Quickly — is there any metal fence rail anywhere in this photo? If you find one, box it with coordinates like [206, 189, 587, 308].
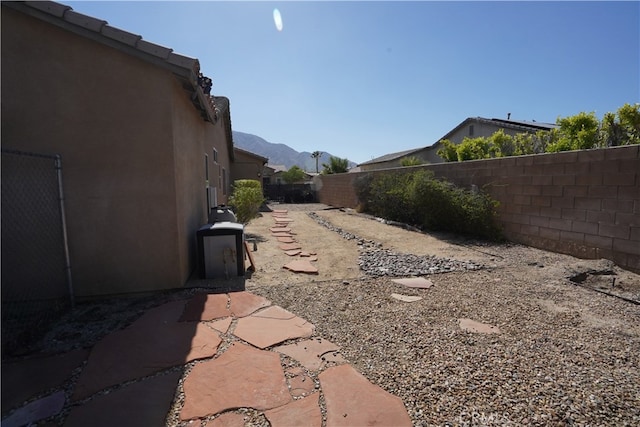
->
[1, 149, 73, 357]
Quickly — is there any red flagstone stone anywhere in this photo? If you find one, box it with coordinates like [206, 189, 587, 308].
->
[207, 412, 246, 427]
[459, 318, 501, 334]
[210, 316, 232, 334]
[276, 338, 345, 371]
[264, 394, 322, 427]
[228, 291, 271, 317]
[73, 301, 221, 401]
[286, 368, 315, 397]
[284, 249, 302, 256]
[2, 390, 65, 427]
[65, 371, 181, 427]
[2, 348, 88, 412]
[272, 209, 288, 213]
[299, 251, 311, 257]
[392, 277, 434, 289]
[391, 293, 423, 302]
[180, 343, 291, 420]
[308, 256, 318, 262]
[283, 259, 319, 274]
[320, 364, 412, 426]
[279, 243, 302, 251]
[270, 227, 291, 232]
[180, 293, 229, 321]
[274, 217, 294, 222]
[271, 232, 293, 237]
[234, 306, 315, 349]
[277, 236, 296, 243]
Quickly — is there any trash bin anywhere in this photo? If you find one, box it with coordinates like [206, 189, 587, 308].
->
[196, 221, 245, 279]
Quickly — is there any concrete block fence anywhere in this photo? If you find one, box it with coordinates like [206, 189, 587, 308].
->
[314, 145, 640, 273]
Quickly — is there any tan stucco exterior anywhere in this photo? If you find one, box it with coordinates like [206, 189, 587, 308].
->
[231, 148, 268, 186]
[2, 4, 233, 297]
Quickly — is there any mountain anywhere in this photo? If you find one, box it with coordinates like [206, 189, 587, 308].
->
[232, 131, 356, 172]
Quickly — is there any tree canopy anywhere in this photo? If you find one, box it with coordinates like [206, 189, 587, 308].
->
[400, 156, 424, 166]
[437, 103, 640, 162]
[281, 165, 306, 183]
[322, 156, 349, 174]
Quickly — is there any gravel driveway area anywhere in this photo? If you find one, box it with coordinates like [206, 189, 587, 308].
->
[246, 203, 640, 426]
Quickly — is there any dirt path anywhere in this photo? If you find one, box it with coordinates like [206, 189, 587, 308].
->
[245, 203, 640, 302]
[244, 205, 362, 285]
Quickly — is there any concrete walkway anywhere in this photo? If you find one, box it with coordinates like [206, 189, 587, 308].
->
[2, 291, 412, 426]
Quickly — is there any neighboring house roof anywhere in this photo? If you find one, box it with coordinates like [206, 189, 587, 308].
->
[437, 116, 557, 143]
[358, 147, 426, 166]
[233, 147, 268, 164]
[360, 116, 559, 167]
[5, 0, 235, 156]
[267, 164, 287, 173]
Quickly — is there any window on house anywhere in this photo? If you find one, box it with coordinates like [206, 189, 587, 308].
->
[213, 148, 218, 163]
[469, 125, 474, 136]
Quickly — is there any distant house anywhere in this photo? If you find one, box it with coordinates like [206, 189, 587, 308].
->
[231, 147, 268, 187]
[424, 117, 558, 163]
[2, 1, 235, 297]
[359, 116, 558, 171]
[271, 169, 314, 185]
[261, 164, 287, 185]
[358, 147, 434, 172]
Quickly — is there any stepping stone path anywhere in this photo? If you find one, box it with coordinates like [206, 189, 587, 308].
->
[271, 209, 321, 274]
[392, 277, 434, 289]
[459, 318, 501, 334]
[391, 293, 423, 302]
[1, 291, 412, 426]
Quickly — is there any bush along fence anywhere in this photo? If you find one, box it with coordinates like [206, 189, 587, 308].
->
[314, 145, 640, 273]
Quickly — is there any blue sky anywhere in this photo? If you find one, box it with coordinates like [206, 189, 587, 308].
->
[66, 1, 639, 164]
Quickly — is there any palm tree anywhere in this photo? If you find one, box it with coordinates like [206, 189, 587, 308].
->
[311, 151, 322, 173]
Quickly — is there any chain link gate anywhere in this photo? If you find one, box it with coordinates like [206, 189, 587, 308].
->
[1, 149, 74, 357]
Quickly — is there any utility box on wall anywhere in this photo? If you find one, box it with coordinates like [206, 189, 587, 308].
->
[196, 222, 245, 279]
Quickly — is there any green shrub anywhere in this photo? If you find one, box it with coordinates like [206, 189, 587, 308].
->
[366, 171, 417, 225]
[353, 173, 373, 212]
[228, 180, 265, 224]
[364, 170, 502, 240]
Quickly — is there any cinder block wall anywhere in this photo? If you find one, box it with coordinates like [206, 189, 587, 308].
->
[316, 145, 640, 272]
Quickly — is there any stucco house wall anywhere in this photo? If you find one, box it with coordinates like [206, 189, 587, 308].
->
[231, 148, 268, 186]
[2, 3, 233, 297]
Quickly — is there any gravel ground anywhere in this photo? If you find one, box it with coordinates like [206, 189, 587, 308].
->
[11, 203, 640, 426]
[247, 205, 640, 426]
[252, 273, 640, 426]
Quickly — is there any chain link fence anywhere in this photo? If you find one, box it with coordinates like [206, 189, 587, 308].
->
[1, 149, 73, 357]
